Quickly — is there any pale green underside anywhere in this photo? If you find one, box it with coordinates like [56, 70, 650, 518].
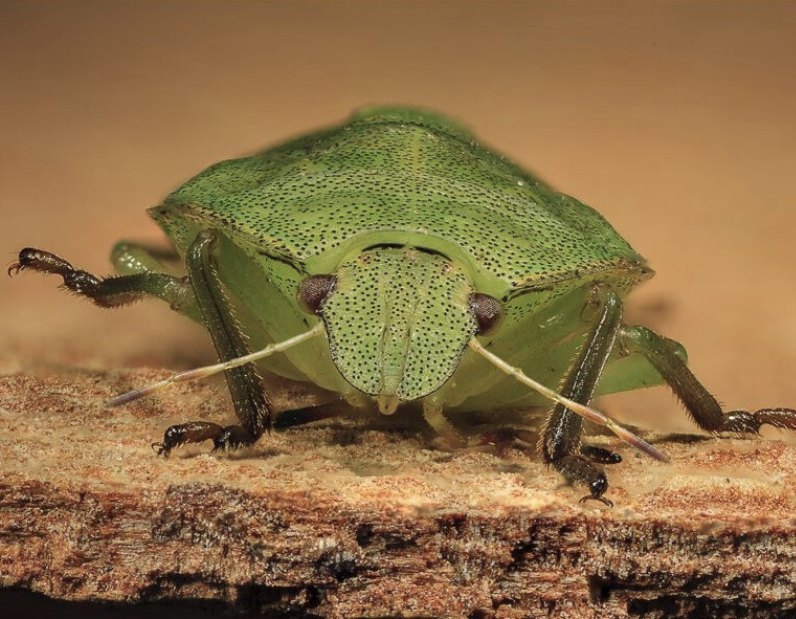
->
[149, 107, 675, 411]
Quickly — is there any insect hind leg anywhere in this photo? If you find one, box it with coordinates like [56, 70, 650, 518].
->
[618, 325, 796, 435]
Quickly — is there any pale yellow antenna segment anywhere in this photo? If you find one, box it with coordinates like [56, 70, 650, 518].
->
[468, 338, 670, 462]
[106, 323, 325, 407]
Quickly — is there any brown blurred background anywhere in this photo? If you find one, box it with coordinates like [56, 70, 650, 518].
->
[1, 1, 794, 432]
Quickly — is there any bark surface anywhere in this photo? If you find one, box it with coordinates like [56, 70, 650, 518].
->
[1, 369, 795, 619]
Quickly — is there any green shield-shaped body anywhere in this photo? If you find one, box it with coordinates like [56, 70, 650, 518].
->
[150, 106, 660, 412]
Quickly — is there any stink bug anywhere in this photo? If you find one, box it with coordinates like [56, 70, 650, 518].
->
[11, 106, 796, 505]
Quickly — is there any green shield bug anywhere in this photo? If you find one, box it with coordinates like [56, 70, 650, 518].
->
[11, 106, 796, 506]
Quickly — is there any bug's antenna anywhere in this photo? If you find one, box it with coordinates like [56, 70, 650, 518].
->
[468, 338, 670, 462]
[106, 323, 325, 407]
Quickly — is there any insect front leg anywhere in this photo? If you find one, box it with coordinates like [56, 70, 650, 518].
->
[153, 229, 272, 456]
[618, 326, 796, 435]
[540, 284, 625, 507]
[9, 244, 193, 311]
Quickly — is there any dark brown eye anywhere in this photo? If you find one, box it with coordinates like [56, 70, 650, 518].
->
[297, 274, 337, 315]
[469, 292, 503, 335]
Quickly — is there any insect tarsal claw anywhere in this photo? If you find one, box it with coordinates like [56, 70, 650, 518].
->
[579, 495, 614, 508]
[7, 262, 23, 277]
[151, 442, 169, 457]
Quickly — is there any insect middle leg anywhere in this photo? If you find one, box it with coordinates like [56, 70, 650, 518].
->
[540, 283, 625, 507]
[618, 326, 796, 435]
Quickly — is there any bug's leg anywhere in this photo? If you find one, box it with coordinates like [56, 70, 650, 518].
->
[541, 284, 624, 507]
[110, 240, 180, 273]
[476, 427, 622, 464]
[108, 241, 201, 320]
[579, 444, 622, 465]
[156, 229, 272, 455]
[273, 405, 343, 429]
[618, 326, 796, 434]
[152, 421, 226, 457]
[9, 246, 194, 313]
[423, 400, 466, 449]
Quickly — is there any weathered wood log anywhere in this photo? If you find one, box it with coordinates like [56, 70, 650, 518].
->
[1, 368, 795, 618]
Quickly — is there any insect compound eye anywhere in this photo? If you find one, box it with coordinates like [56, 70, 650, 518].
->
[297, 274, 337, 315]
[469, 292, 504, 336]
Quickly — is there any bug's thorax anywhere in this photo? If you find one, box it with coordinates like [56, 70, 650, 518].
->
[318, 246, 477, 407]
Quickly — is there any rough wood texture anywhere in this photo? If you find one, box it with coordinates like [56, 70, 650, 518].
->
[1, 368, 795, 619]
